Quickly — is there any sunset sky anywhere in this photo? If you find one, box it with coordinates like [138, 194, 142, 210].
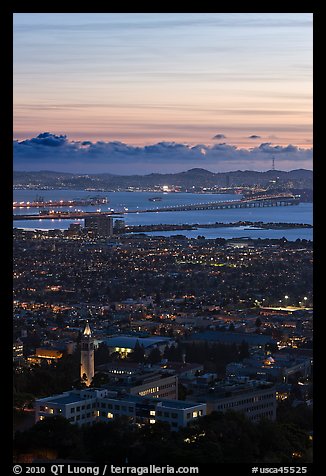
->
[13, 13, 313, 173]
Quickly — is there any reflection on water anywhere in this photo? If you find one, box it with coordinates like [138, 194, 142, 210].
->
[13, 190, 313, 241]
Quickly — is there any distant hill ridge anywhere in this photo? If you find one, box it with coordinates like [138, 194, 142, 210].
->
[13, 168, 313, 189]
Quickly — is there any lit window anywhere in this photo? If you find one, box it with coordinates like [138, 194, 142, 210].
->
[150, 419, 156, 424]
[150, 410, 156, 416]
[192, 411, 198, 418]
[107, 413, 113, 419]
[49, 408, 54, 414]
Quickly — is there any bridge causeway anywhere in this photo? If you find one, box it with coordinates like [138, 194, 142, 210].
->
[13, 195, 300, 221]
[137, 196, 299, 213]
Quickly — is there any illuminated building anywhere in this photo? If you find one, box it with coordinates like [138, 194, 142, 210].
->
[34, 388, 206, 430]
[96, 362, 178, 399]
[226, 352, 311, 383]
[191, 378, 277, 422]
[187, 331, 276, 350]
[80, 321, 95, 386]
[13, 338, 24, 362]
[27, 348, 63, 365]
[84, 215, 113, 237]
[104, 335, 174, 358]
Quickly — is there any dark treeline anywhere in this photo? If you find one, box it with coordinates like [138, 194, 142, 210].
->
[13, 353, 81, 408]
[126, 340, 250, 375]
[13, 411, 312, 464]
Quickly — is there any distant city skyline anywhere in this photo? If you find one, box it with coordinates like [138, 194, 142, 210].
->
[13, 13, 313, 173]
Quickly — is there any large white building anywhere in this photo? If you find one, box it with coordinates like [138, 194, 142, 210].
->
[34, 388, 206, 430]
[104, 335, 174, 358]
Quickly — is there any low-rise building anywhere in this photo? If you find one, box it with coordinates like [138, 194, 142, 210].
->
[113, 296, 154, 311]
[27, 347, 63, 365]
[186, 331, 276, 350]
[158, 361, 204, 379]
[38, 339, 77, 355]
[226, 351, 311, 383]
[34, 388, 206, 430]
[191, 378, 276, 422]
[96, 363, 178, 400]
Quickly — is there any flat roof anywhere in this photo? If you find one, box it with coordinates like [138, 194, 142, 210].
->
[39, 394, 85, 405]
[194, 385, 275, 402]
[162, 362, 203, 370]
[260, 306, 312, 312]
[105, 394, 203, 409]
[38, 391, 98, 405]
[188, 331, 275, 345]
[37, 391, 204, 410]
[160, 399, 204, 409]
[104, 336, 173, 349]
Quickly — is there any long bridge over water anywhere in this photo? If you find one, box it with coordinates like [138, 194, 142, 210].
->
[136, 194, 300, 213]
[13, 194, 300, 221]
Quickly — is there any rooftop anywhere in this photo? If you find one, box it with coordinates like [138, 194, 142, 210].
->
[36, 389, 202, 410]
[36, 389, 101, 405]
[193, 381, 275, 401]
[115, 394, 202, 409]
[160, 399, 202, 409]
[104, 335, 173, 349]
[188, 331, 275, 345]
[37, 394, 89, 405]
[160, 362, 203, 373]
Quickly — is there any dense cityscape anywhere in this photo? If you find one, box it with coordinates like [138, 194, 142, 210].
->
[13, 205, 313, 464]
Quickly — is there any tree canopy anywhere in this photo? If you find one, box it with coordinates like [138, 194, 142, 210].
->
[14, 411, 312, 464]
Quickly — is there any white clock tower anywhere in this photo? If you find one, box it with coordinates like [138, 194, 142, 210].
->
[80, 321, 94, 386]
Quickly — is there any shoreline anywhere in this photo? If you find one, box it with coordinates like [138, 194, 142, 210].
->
[124, 221, 313, 233]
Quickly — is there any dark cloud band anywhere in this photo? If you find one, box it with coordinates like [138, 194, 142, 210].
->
[13, 133, 313, 174]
